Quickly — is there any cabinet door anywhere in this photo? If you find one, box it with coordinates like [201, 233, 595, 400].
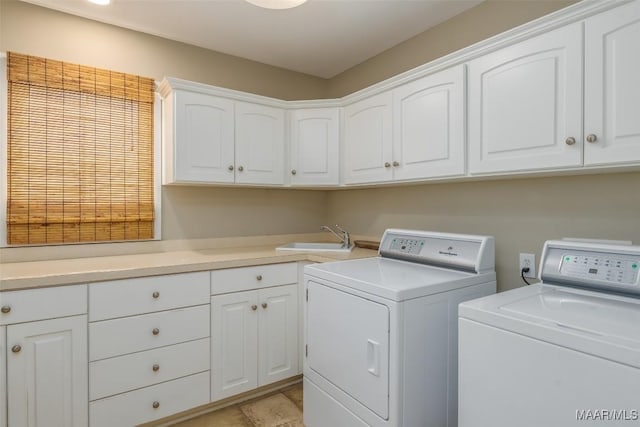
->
[584, 0, 640, 165]
[7, 315, 88, 427]
[0, 326, 5, 427]
[289, 108, 340, 186]
[343, 92, 393, 184]
[258, 284, 298, 386]
[211, 291, 258, 401]
[468, 23, 583, 174]
[173, 91, 235, 183]
[393, 65, 465, 180]
[235, 102, 285, 185]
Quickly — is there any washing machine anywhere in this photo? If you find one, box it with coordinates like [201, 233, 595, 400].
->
[459, 239, 640, 427]
[303, 229, 497, 427]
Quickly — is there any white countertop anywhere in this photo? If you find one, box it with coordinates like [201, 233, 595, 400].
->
[0, 244, 377, 292]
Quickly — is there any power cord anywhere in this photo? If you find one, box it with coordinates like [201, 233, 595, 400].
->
[521, 267, 531, 286]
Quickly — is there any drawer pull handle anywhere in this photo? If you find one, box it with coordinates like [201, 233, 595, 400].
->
[1, 305, 10, 314]
[586, 134, 598, 143]
[12, 345, 21, 353]
[152, 401, 160, 409]
[392, 161, 399, 167]
[251, 304, 258, 311]
[262, 302, 268, 309]
[384, 162, 391, 168]
[152, 291, 160, 299]
[152, 364, 160, 372]
[565, 137, 576, 146]
[256, 275, 263, 281]
[152, 328, 160, 336]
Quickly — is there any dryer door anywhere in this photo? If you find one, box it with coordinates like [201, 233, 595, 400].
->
[306, 280, 390, 419]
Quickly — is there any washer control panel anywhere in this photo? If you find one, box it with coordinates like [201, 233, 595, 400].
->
[541, 240, 640, 296]
[560, 254, 639, 286]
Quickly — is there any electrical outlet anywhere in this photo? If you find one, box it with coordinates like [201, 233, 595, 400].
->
[519, 253, 536, 278]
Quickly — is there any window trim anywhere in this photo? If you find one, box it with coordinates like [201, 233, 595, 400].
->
[0, 53, 162, 247]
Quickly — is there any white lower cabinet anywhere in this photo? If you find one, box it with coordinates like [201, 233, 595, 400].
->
[211, 263, 299, 401]
[1, 284, 88, 427]
[0, 326, 5, 427]
[89, 372, 210, 427]
[88, 273, 211, 427]
[7, 315, 88, 427]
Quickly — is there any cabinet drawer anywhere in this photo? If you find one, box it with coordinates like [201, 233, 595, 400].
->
[90, 338, 210, 400]
[89, 272, 210, 321]
[90, 305, 209, 361]
[211, 262, 297, 295]
[89, 371, 210, 427]
[0, 285, 87, 326]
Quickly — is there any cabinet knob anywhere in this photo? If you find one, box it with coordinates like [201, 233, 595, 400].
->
[262, 302, 268, 309]
[152, 364, 160, 372]
[586, 134, 598, 143]
[1, 305, 11, 314]
[565, 137, 576, 146]
[238, 166, 244, 172]
[392, 161, 400, 167]
[12, 345, 21, 353]
[152, 291, 160, 299]
[152, 401, 160, 409]
[291, 169, 297, 175]
[251, 304, 258, 311]
[228, 165, 234, 171]
[152, 328, 160, 336]
[256, 275, 263, 281]
[384, 162, 391, 168]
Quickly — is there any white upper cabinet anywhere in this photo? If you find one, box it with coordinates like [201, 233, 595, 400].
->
[289, 108, 340, 186]
[343, 65, 465, 185]
[584, 0, 640, 166]
[343, 92, 393, 184]
[393, 64, 466, 180]
[161, 1, 640, 187]
[161, 80, 285, 186]
[235, 102, 285, 185]
[167, 90, 235, 184]
[468, 23, 583, 175]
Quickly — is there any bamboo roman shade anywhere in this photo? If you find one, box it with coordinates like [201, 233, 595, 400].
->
[6, 52, 155, 245]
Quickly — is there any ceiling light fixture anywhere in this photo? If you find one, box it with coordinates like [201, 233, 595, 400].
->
[88, 0, 110, 5]
[245, 0, 307, 10]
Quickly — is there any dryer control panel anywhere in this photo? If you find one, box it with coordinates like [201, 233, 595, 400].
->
[379, 229, 495, 273]
[541, 240, 640, 296]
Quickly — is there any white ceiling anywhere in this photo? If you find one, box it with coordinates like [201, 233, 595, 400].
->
[22, 0, 483, 78]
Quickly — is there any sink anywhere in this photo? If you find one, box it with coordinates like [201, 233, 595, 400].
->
[276, 242, 354, 253]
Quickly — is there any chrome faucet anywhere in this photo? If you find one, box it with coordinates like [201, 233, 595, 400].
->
[321, 224, 351, 248]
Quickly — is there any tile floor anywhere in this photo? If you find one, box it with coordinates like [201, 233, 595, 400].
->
[172, 383, 303, 427]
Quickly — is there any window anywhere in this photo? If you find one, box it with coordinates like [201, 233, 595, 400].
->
[4, 52, 157, 245]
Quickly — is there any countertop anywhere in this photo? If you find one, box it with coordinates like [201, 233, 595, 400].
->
[0, 245, 378, 292]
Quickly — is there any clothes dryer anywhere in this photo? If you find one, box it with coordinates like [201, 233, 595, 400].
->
[304, 229, 497, 427]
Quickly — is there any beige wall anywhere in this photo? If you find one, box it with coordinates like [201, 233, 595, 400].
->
[328, 0, 578, 97]
[162, 186, 327, 240]
[327, 172, 640, 292]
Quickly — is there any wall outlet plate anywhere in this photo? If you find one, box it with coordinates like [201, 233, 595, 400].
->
[519, 253, 536, 278]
